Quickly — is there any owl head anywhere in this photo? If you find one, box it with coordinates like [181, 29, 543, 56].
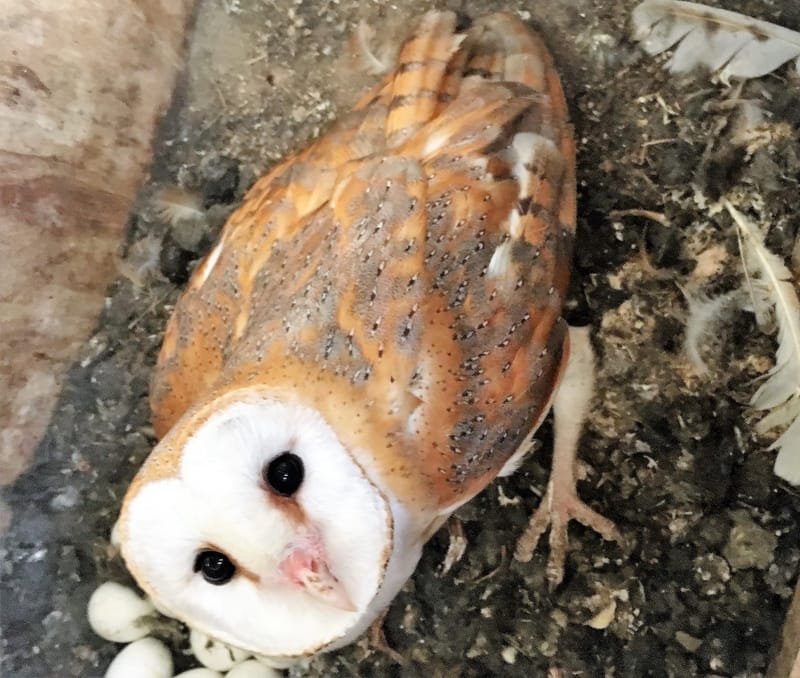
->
[116, 388, 423, 656]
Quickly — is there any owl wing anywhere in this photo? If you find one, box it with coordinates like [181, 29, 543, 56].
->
[149, 12, 468, 436]
[376, 12, 576, 505]
[152, 10, 576, 512]
[148, 84, 399, 435]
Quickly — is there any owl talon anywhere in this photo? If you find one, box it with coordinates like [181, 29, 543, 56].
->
[515, 478, 622, 588]
[439, 517, 467, 576]
[368, 609, 407, 666]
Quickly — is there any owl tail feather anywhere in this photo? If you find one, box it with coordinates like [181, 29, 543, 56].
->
[383, 10, 569, 146]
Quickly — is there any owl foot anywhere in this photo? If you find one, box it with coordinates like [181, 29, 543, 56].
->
[514, 326, 623, 588]
[514, 475, 622, 588]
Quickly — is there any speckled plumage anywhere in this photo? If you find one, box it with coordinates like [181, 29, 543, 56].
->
[150, 10, 575, 513]
[119, 10, 591, 657]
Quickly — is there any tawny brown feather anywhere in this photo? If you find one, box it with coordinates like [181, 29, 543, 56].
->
[149, 11, 575, 513]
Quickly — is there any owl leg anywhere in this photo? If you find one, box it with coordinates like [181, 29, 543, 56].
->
[514, 325, 622, 588]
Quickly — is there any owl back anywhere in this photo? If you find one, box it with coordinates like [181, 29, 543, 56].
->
[150, 10, 575, 509]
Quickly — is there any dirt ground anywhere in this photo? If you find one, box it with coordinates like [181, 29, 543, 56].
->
[2, 0, 799, 676]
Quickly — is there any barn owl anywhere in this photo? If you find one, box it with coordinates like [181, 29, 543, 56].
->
[116, 10, 620, 658]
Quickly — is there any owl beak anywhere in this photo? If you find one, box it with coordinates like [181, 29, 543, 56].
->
[279, 542, 357, 612]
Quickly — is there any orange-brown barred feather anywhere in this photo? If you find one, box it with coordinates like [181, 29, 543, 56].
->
[150, 10, 575, 508]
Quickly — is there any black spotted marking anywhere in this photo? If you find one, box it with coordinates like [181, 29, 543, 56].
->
[453, 10, 472, 32]
[390, 90, 442, 110]
[463, 67, 493, 78]
[517, 196, 533, 215]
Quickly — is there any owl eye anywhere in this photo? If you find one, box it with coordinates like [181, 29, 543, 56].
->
[193, 550, 236, 585]
[265, 452, 304, 496]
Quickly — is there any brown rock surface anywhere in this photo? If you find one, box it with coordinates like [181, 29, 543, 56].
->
[0, 0, 194, 495]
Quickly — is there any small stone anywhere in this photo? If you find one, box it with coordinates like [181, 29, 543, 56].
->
[49, 485, 80, 511]
[764, 547, 800, 598]
[586, 600, 617, 629]
[291, 105, 309, 123]
[465, 631, 488, 658]
[550, 608, 569, 628]
[693, 554, 730, 596]
[500, 646, 517, 664]
[675, 631, 702, 653]
[722, 510, 778, 571]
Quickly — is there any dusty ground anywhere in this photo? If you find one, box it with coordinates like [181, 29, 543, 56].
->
[2, 0, 799, 676]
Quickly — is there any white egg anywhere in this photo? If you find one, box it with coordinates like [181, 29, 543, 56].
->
[173, 669, 223, 678]
[88, 581, 156, 642]
[190, 628, 251, 671]
[105, 637, 173, 678]
[253, 654, 302, 670]
[226, 660, 282, 678]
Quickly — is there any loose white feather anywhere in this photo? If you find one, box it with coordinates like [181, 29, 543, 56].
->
[632, 0, 800, 83]
[724, 200, 800, 484]
[153, 185, 205, 226]
[117, 234, 163, 288]
[353, 21, 393, 75]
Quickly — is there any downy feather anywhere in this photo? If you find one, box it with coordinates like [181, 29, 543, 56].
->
[683, 287, 742, 374]
[152, 186, 205, 226]
[724, 200, 800, 484]
[632, 0, 800, 83]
